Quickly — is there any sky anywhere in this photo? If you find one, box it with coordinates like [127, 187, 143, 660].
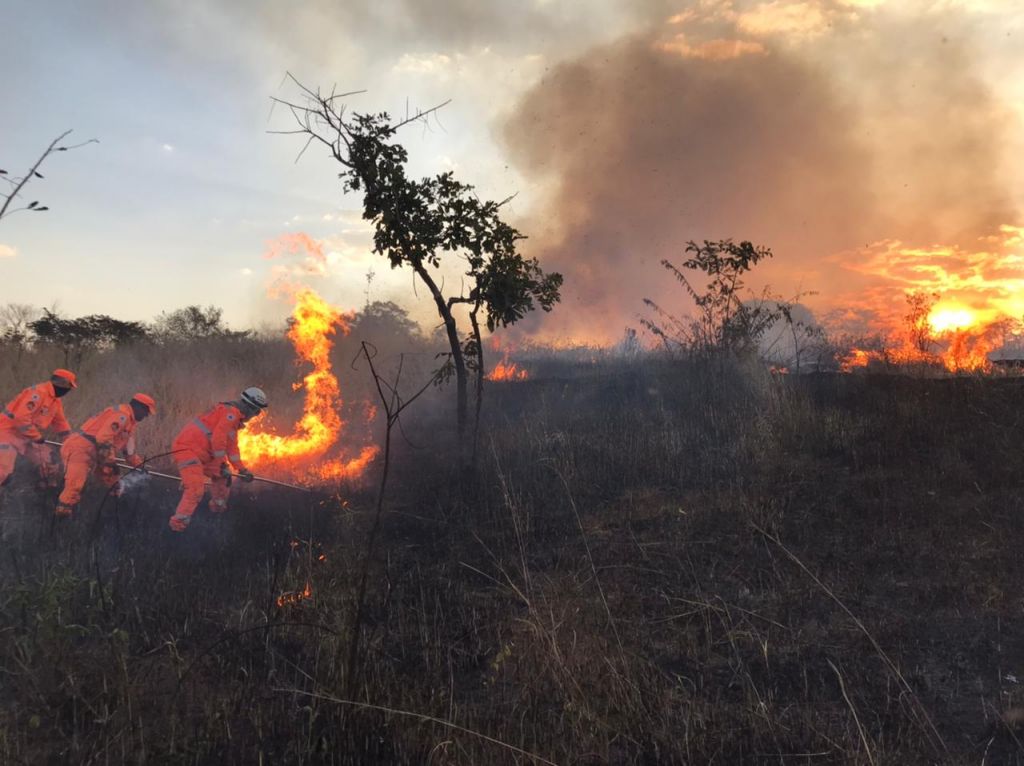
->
[2, 0, 1023, 341]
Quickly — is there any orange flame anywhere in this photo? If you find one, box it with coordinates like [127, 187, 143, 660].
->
[839, 348, 874, 372]
[840, 334, 994, 374]
[924, 305, 994, 372]
[831, 226, 1024, 373]
[938, 329, 993, 373]
[486, 345, 530, 382]
[276, 580, 314, 608]
[238, 288, 379, 481]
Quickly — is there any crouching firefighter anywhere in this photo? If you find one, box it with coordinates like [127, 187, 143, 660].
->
[0, 369, 77, 492]
[56, 394, 157, 517]
[168, 387, 267, 532]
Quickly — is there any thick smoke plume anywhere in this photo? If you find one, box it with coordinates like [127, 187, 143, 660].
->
[503, 7, 1017, 341]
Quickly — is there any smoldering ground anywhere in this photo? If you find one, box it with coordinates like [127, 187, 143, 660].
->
[9, 353, 1024, 762]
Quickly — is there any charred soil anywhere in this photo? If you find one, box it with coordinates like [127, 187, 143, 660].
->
[3, 360, 1024, 764]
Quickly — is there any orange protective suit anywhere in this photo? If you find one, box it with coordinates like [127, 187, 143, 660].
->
[169, 402, 250, 532]
[0, 381, 72, 488]
[56, 403, 141, 515]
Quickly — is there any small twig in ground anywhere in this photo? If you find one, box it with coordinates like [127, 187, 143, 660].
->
[827, 659, 876, 766]
[272, 687, 559, 766]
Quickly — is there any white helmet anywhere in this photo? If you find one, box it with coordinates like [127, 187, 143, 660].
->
[240, 387, 268, 411]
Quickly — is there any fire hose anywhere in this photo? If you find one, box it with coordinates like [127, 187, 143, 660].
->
[43, 440, 311, 493]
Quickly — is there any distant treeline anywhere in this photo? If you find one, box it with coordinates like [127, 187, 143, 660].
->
[0, 301, 429, 367]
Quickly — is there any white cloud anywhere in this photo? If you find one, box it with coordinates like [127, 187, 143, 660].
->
[437, 154, 460, 172]
[161, 143, 175, 152]
[393, 52, 453, 75]
[240, 267, 253, 276]
[0, 244, 16, 258]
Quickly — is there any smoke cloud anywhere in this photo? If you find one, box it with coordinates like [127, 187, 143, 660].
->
[502, 3, 1018, 341]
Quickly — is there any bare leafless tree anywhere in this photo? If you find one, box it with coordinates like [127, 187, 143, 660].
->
[904, 290, 939, 354]
[0, 302, 40, 367]
[0, 303, 38, 337]
[0, 130, 97, 224]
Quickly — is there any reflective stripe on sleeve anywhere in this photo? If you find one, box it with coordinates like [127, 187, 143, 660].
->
[212, 450, 226, 458]
[229, 454, 241, 463]
[192, 418, 212, 436]
[178, 458, 201, 468]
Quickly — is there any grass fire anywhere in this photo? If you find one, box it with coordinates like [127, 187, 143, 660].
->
[486, 342, 531, 382]
[4, 2, 1024, 764]
[237, 286, 379, 482]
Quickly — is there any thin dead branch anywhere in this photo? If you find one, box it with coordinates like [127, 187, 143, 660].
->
[1, 130, 97, 223]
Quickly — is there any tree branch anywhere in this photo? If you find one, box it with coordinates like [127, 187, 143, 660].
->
[1, 130, 95, 223]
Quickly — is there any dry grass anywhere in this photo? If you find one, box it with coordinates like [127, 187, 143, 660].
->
[1, 340, 1024, 764]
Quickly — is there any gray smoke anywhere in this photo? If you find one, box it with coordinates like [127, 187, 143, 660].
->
[502, 8, 1017, 341]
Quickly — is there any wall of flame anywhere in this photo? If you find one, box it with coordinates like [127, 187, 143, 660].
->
[238, 288, 379, 482]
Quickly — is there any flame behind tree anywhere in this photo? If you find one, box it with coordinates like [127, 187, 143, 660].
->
[841, 297, 1002, 374]
[486, 349, 529, 382]
[927, 304, 996, 372]
[238, 288, 378, 481]
[834, 228, 1024, 373]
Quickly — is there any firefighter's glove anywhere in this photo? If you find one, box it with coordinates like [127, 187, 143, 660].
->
[220, 463, 233, 479]
[238, 468, 254, 484]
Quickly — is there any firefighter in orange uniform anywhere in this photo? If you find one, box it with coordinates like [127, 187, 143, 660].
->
[0, 369, 77, 490]
[168, 387, 267, 532]
[55, 394, 157, 517]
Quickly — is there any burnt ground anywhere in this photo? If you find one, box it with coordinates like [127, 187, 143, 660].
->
[3, 360, 1024, 764]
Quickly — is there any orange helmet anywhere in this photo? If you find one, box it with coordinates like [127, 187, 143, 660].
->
[130, 393, 157, 414]
[51, 369, 77, 389]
